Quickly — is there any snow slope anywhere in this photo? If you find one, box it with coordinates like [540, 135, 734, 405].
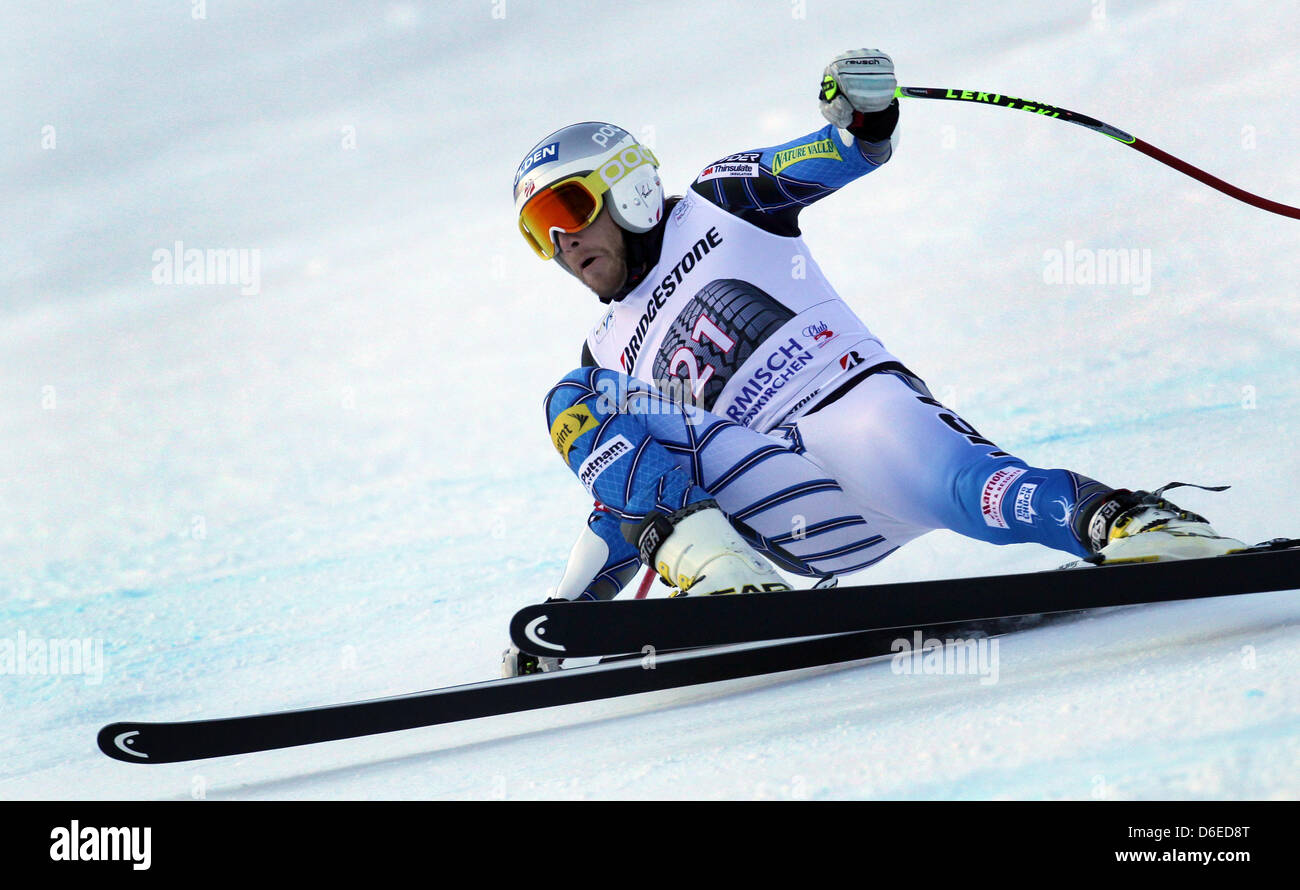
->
[1, 0, 1297, 799]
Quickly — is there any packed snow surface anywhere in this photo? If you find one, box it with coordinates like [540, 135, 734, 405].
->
[2, 0, 1297, 799]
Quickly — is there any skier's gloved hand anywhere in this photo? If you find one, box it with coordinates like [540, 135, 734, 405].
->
[819, 48, 900, 142]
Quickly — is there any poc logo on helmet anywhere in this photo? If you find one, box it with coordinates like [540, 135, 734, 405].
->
[598, 145, 655, 189]
[590, 123, 624, 148]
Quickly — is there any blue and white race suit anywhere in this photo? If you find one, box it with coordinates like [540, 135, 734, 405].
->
[545, 124, 1109, 599]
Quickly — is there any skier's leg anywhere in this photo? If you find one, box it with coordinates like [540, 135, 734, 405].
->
[793, 369, 1110, 558]
[543, 367, 912, 581]
[546, 367, 796, 594]
[794, 368, 1243, 560]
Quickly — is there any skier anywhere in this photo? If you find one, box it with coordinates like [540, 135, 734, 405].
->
[504, 49, 1245, 675]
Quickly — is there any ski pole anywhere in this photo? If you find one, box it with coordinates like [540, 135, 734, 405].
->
[895, 86, 1300, 220]
[633, 566, 656, 599]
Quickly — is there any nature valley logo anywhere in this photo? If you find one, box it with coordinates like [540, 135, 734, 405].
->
[550, 404, 597, 459]
[771, 138, 842, 175]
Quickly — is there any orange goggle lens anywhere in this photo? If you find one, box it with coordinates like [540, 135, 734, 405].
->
[517, 142, 659, 260]
[518, 179, 603, 259]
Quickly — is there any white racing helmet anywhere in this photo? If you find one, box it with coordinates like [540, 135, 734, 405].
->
[513, 122, 664, 260]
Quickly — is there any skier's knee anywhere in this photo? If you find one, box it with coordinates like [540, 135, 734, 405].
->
[544, 366, 650, 427]
[544, 367, 648, 466]
[543, 367, 604, 425]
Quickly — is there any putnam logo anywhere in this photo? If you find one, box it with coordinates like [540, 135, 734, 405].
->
[577, 434, 633, 494]
[771, 138, 842, 175]
[550, 404, 597, 459]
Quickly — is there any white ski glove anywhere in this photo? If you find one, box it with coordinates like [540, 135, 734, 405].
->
[819, 48, 897, 126]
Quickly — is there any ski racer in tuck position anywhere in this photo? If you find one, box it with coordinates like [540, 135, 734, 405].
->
[504, 49, 1245, 674]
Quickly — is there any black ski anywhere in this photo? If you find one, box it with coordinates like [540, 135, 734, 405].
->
[510, 539, 1300, 657]
[97, 616, 1029, 764]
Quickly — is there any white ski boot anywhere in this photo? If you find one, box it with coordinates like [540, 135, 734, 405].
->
[501, 644, 561, 678]
[1087, 484, 1246, 564]
[633, 501, 791, 596]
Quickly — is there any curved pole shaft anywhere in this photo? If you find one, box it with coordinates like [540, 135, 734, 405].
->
[896, 86, 1300, 220]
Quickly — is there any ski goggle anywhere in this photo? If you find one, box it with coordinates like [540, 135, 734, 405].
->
[517, 143, 658, 260]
